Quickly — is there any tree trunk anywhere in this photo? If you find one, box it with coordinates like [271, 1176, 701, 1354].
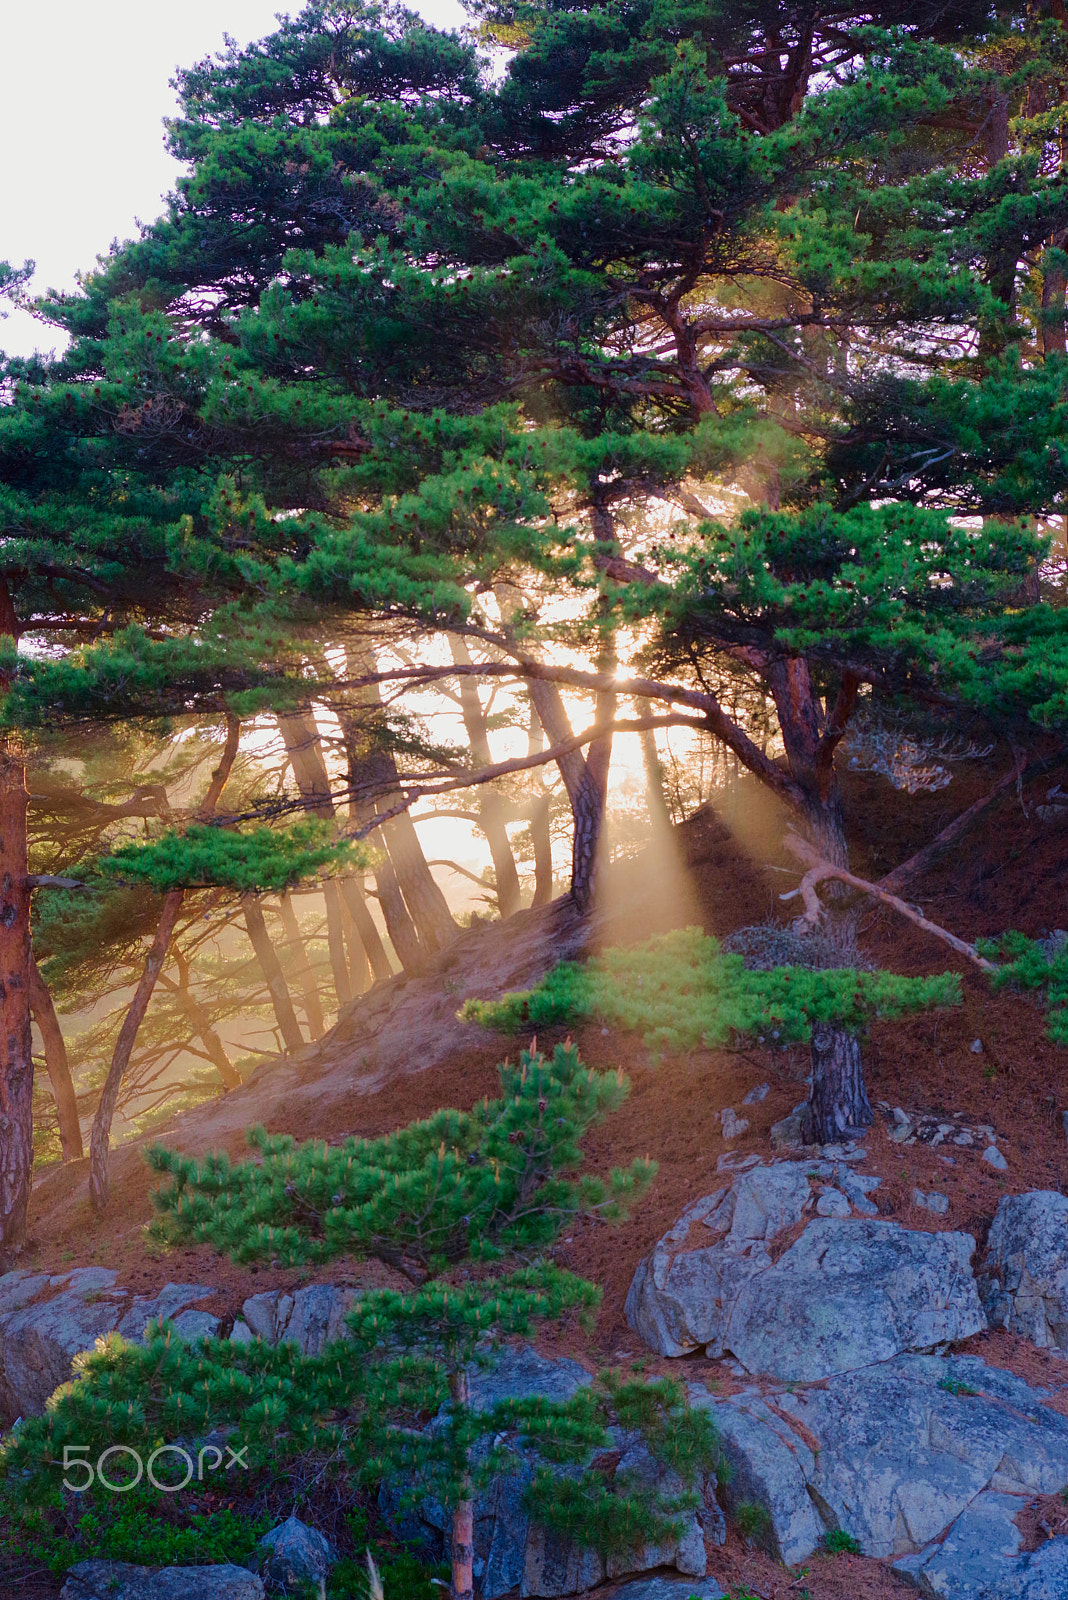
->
[569, 637, 616, 915]
[640, 727, 672, 831]
[277, 711, 358, 1008]
[243, 898, 305, 1054]
[449, 1368, 475, 1600]
[802, 1026, 873, 1145]
[1042, 229, 1067, 357]
[277, 893, 327, 1037]
[160, 950, 241, 1091]
[28, 957, 83, 1160]
[340, 876, 393, 983]
[89, 888, 184, 1211]
[525, 699, 554, 907]
[0, 751, 33, 1251]
[450, 636, 522, 918]
[88, 714, 241, 1211]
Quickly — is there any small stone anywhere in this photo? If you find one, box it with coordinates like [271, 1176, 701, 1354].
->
[940, 1156, 956, 1166]
[982, 1146, 1008, 1171]
[913, 1188, 929, 1211]
[720, 1109, 749, 1141]
[970, 1039, 983, 1054]
[742, 1083, 770, 1106]
[770, 1102, 806, 1149]
[1062, 1109, 1068, 1143]
[258, 1516, 335, 1600]
[229, 1319, 253, 1344]
[893, 1107, 910, 1126]
[954, 1132, 974, 1146]
[816, 1189, 851, 1218]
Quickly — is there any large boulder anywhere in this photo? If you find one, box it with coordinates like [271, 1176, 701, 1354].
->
[626, 1164, 983, 1379]
[979, 1191, 1068, 1352]
[688, 1353, 1068, 1589]
[725, 1218, 985, 1381]
[59, 1563, 263, 1600]
[0, 1271, 219, 1419]
[382, 1345, 723, 1599]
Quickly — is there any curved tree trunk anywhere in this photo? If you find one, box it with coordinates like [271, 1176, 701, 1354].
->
[340, 876, 392, 983]
[159, 955, 241, 1091]
[802, 1026, 873, 1145]
[28, 957, 83, 1160]
[0, 750, 33, 1252]
[89, 888, 185, 1211]
[88, 714, 240, 1212]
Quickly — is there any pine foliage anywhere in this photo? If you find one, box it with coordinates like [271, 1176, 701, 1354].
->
[101, 820, 367, 895]
[147, 1042, 655, 1268]
[462, 928, 961, 1052]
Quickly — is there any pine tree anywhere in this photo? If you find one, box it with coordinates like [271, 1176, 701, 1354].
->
[0, 1045, 721, 1600]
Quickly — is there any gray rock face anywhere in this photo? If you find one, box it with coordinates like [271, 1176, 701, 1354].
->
[627, 1165, 984, 1378]
[59, 1562, 264, 1600]
[0, 1271, 218, 1419]
[257, 1515, 335, 1598]
[980, 1191, 1068, 1352]
[726, 1219, 985, 1381]
[383, 1345, 721, 1599]
[608, 1579, 726, 1600]
[240, 1283, 358, 1353]
[689, 1353, 1068, 1588]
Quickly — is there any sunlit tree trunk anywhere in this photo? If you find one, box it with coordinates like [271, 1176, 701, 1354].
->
[159, 950, 241, 1090]
[277, 710, 356, 1007]
[88, 714, 240, 1211]
[28, 957, 83, 1160]
[278, 893, 327, 1037]
[449, 635, 521, 918]
[243, 897, 305, 1054]
[525, 698, 554, 908]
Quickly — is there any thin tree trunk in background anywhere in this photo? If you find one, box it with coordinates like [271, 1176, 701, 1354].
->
[0, 751, 33, 1251]
[277, 710, 359, 1007]
[341, 902, 371, 994]
[569, 632, 616, 915]
[159, 953, 241, 1090]
[28, 957, 83, 1160]
[341, 645, 454, 971]
[449, 635, 522, 918]
[340, 876, 392, 983]
[88, 713, 241, 1212]
[243, 897, 305, 1054]
[526, 698, 554, 907]
[278, 893, 327, 1037]
[89, 889, 184, 1211]
[640, 726, 672, 831]
[449, 1367, 475, 1600]
[802, 1026, 873, 1144]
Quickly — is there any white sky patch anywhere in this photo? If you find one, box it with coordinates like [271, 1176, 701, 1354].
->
[0, 0, 468, 360]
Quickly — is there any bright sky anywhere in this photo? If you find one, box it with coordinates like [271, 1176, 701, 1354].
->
[0, 0, 467, 360]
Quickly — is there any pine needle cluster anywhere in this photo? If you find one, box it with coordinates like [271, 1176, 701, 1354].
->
[461, 928, 961, 1052]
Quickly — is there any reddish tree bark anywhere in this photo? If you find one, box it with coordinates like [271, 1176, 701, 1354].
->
[0, 751, 33, 1252]
[28, 956, 83, 1160]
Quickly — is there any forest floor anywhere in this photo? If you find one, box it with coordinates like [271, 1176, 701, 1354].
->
[12, 755, 1068, 1599]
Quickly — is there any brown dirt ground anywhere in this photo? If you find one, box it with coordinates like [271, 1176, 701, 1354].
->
[9, 756, 1068, 1598]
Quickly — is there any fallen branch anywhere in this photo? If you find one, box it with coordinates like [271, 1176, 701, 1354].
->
[782, 830, 996, 974]
[877, 761, 1049, 897]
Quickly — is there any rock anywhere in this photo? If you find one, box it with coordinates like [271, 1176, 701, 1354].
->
[970, 1038, 983, 1054]
[257, 1515, 335, 1598]
[913, 1189, 950, 1216]
[688, 1385, 822, 1566]
[0, 1272, 219, 1419]
[980, 1191, 1068, 1352]
[835, 1165, 880, 1215]
[690, 1354, 1068, 1576]
[607, 1579, 726, 1600]
[742, 1083, 769, 1105]
[983, 1146, 1009, 1171]
[816, 1188, 851, 1217]
[229, 1319, 254, 1344]
[625, 1164, 812, 1359]
[724, 1219, 986, 1380]
[720, 1108, 748, 1140]
[59, 1562, 264, 1599]
[770, 1103, 806, 1149]
[240, 1284, 358, 1354]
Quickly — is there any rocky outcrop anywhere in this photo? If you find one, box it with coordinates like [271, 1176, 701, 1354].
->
[383, 1345, 723, 1599]
[0, 1269, 219, 1419]
[979, 1191, 1068, 1353]
[235, 1284, 358, 1353]
[626, 1162, 984, 1378]
[59, 1563, 264, 1599]
[686, 1354, 1068, 1593]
